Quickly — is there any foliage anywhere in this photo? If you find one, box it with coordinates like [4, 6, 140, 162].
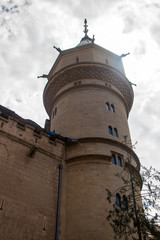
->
[106, 165, 160, 240]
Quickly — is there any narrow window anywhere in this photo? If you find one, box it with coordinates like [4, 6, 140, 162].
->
[112, 154, 116, 165]
[0, 197, 4, 211]
[114, 128, 118, 137]
[116, 193, 121, 207]
[122, 196, 128, 209]
[117, 156, 122, 167]
[108, 126, 113, 135]
[76, 57, 79, 63]
[111, 104, 115, 112]
[43, 217, 47, 231]
[55, 107, 57, 115]
[106, 102, 110, 110]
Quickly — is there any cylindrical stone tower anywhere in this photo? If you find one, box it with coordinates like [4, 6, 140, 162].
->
[43, 20, 141, 240]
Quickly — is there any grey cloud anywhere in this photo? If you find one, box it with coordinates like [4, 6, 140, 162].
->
[133, 41, 146, 58]
[15, 98, 22, 102]
[122, 15, 136, 34]
[44, 0, 122, 19]
[150, 23, 160, 46]
[145, 3, 160, 9]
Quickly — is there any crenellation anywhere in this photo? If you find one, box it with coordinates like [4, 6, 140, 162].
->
[0, 117, 64, 160]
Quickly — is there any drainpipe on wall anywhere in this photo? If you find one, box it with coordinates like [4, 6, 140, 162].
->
[55, 164, 63, 240]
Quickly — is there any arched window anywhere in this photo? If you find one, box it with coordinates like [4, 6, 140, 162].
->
[108, 126, 113, 135]
[106, 102, 110, 110]
[116, 193, 121, 207]
[117, 156, 122, 167]
[111, 104, 115, 112]
[112, 154, 116, 165]
[114, 128, 118, 137]
[122, 195, 128, 209]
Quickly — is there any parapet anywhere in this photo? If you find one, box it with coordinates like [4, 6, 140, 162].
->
[0, 105, 65, 160]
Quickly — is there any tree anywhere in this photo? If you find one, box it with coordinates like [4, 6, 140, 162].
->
[106, 162, 160, 240]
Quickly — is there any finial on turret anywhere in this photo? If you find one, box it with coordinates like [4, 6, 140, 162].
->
[77, 19, 95, 46]
[84, 18, 88, 37]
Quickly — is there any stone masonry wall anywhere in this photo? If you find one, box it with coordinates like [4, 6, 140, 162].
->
[0, 116, 64, 240]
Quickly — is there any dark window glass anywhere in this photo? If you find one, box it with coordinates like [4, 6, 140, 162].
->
[122, 196, 127, 209]
[111, 104, 115, 112]
[117, 156, 122, 167]
[112, 155, 116, 165]
[114, 128, 118, 137]
[116, 193, 121, 207]
[108, 126, 113, 135]
[106, 103, 110, 110]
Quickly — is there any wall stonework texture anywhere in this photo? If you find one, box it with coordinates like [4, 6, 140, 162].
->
[0, 117, 64, 240]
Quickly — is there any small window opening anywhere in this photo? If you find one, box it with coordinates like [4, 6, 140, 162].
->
[106, 102, 110, 110]
[43, 217, 47, 231]
[55, 107, 57, 115]
[114, 128, 118, 137]
[0, 197, 4, 211]
[117, 156, 122, 167]
[76, 57, 79, 63]
[122, 196, 128, 209]
[112, 154, 116, 165]
[111, 104, 115, 112]
[108, 126, 113, 135]
[116, 193, 121, 207]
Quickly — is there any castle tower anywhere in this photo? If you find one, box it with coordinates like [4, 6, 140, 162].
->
[43, 19, 141, 240]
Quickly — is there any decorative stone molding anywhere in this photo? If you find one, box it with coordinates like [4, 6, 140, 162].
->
[44, 63, 134, 116]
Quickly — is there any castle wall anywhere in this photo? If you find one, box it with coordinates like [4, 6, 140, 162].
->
[0, 116, 64, 240]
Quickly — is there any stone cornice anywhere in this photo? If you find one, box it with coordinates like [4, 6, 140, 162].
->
[66, 137, 140, 171]
[43, 63, 134, 116]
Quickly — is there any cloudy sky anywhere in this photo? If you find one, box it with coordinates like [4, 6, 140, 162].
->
[0, 0, 160, 170]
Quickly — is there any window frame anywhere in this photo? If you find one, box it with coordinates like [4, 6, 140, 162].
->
[108, 126, 113, 135]
[117, 156, 122, 167]
[113, 128, 118, 137]
[106, 102, 110, 110]
[112, 154, 116, 165]
[116, 193, 121, 207]
[111, 104, 115, 112]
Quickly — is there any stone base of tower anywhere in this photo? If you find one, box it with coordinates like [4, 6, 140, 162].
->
[58, 139, 140, 240]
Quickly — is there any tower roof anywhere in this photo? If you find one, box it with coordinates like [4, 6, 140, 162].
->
[77, 19, 95, 47]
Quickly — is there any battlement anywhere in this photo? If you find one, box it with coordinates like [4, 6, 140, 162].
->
[0, 111, 64, 161]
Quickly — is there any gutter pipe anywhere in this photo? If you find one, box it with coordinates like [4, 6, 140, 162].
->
[55, 164, 63, 240]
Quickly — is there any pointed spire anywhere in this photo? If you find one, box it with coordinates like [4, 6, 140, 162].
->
[77, 19, 95, 47]
[84, 18, 88, 37]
